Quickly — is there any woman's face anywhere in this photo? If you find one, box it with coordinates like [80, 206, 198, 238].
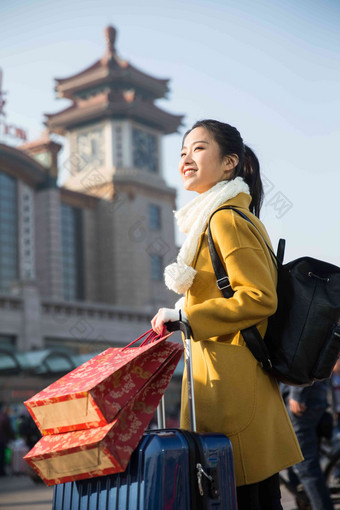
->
[179, 127, 236, 194]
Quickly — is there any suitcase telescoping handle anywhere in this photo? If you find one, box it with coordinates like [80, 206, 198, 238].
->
[164, 320, 197, 432]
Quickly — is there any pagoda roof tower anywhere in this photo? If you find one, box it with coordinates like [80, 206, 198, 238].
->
[45, 26, 183, 135]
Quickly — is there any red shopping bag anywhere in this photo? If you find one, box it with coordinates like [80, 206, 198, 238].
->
[24, 342, 183, 486]
[25, 330, 177, 435]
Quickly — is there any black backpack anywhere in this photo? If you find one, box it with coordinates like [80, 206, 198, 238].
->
[208, 206, 340, 386]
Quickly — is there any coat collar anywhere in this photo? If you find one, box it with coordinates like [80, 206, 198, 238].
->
[215, 192, 252, 212]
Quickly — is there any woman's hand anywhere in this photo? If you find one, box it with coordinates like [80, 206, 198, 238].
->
[151, 308, 182, 335]
[289, 398, 307, 416]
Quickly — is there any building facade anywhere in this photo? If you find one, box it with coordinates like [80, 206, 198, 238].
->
[0, 26, 183, 408]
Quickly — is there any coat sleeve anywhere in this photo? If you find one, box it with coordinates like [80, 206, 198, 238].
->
[184, 210, 278, 341]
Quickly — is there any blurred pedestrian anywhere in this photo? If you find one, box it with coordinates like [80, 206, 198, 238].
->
[17, 409, 41, 450]
[281, 381, 334, 510]
[331, 358, 340, 437]
[0, 403, 14, 476]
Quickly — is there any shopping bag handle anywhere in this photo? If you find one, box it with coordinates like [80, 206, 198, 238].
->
[140, 325, 172, 346]
[123, 327, 171, 350]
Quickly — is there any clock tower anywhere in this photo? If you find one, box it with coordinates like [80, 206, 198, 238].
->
[45, 26, 182, 193]
[44, 26, 184, 309]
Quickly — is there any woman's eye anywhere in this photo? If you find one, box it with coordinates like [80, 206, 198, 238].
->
[180, 152, 186, 158]
[194, 146, 204, 151]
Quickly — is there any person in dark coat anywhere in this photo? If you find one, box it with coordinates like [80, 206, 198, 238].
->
[0, 403, 14, 476]
[281, 381, 334, 510]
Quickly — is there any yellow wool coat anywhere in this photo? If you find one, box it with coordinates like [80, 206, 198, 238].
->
[180, 192, 303, 486]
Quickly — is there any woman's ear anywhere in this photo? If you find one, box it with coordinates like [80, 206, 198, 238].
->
[223, 154, 239, 179]
[225, 154, 239, 170]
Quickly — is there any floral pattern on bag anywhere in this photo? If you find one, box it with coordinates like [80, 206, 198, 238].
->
[24, 346, 183, 486]
[25, 335, 180, 434]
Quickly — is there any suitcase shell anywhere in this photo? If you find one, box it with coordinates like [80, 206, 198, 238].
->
[53, 428, 236, 510]
[52, 321, 237, 509]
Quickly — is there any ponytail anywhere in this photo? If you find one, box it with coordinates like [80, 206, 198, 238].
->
[238, 145, 263, 218]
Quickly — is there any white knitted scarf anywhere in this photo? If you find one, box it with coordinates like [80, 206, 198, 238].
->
[164, 177, 250, 295]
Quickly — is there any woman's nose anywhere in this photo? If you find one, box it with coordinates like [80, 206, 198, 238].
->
[183, 152, 193, 164]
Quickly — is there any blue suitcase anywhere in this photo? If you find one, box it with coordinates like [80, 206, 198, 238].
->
[52, 321, 237, 510]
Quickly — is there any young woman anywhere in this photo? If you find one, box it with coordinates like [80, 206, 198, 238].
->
[151, 119, 302, 510]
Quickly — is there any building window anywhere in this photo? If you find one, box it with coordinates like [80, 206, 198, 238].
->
[115, 124, 123, 167]
[132, 128, 158, 173]
[0, 335, 16, 351]
[0, 171, 18, 292]
[150, 254, 163, 281]
[61, 204, 84, 301]
[149, 204, 161, 230]
[21, 184, 35, 280]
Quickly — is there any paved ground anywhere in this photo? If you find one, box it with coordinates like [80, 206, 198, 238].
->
[0, 473, 297, 509]
[281, 482, 299, 510]
[0, 474, 53, 510]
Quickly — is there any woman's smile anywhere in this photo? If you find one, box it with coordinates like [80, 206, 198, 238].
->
[183, 167, 197, 177]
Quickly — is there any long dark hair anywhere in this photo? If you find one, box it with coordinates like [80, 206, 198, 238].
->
[183, 119, 264, 217]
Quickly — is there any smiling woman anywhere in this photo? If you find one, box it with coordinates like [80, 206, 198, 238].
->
[152, 119, 303, 510]
[179, 127, 238, 194]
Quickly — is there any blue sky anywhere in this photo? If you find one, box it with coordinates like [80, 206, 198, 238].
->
[1, 0, 339, 264]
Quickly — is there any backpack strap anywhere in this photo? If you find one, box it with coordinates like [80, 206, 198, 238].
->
[207, 206, 285, 372]
[277, 238, 286, 265]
